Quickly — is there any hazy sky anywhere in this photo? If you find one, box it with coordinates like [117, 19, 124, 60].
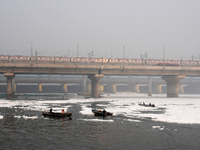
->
[1, 0, 200, 60]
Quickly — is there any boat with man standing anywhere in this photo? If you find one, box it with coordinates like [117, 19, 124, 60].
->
[92, 108, 113, 117]
[43, 108, 72, 118]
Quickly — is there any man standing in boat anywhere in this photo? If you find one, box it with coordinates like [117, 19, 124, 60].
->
[102, 109, 106, 114]
[61, 109, 65, 117]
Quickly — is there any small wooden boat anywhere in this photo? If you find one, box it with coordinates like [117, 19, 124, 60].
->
[138, 103, 155, 107]
[42, 111, 72, 118]
[92, 109, 113, 117]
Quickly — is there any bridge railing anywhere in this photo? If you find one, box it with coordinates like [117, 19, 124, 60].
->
[0, 55, 200, 67]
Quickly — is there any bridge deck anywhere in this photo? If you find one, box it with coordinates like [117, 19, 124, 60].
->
[0, 62, 200, 76]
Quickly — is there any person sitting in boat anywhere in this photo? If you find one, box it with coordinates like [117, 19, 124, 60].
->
[50, 108, 53, 113]
[143, 102, 145, 105]
[149, 103, 151, 106]
[102, 109, 106, 114]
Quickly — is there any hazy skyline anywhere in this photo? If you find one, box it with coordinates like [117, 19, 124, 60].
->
[1, 0, 200, 60]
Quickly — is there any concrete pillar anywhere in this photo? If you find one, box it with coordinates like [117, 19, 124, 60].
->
[62, 83, 68, 93]
[106, 83, 117, 93]
[152, 84, 162, 94]
[13, 83, 17, 93]
[128, 83, 139, 93]
[99, 85, 104, 95]
[12, 77, 16, 94]
[4, 73, 15, 99]
[38, 83, 42, 93]
[82, 75, 87, 92]
[179, 84, 184, 94]
[161, 75, 185, 97]
[88, 74, 104, 98]
[87, 84, 91, 92]
[148, 76, 152, 96]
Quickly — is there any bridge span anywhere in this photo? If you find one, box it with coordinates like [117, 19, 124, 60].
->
[1, 61, 200, 98]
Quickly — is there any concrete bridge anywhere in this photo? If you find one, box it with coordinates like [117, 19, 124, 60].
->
[0, 75, 199, 95]
[1, 61, 200, 98]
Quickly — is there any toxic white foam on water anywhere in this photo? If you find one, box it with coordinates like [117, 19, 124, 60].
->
[1, 94, 200, 124]
[123, 119, 142, 122]
[0, 99, 71, 112]
[14, 115, 22, 119]
[152, 126, 165, 130]
[78, 118, 114, 122]
[13, 115, 38, 119]
[79, 104, 93, 115]
[22, 115, 38, 119]
[73, 95, 200, 124]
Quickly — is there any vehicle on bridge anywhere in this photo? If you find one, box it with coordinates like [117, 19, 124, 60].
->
[1, 55, 199, 66]
[155, 63, 179, 66]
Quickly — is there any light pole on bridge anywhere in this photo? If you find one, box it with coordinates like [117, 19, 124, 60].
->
[122, 45, 125, 59]
[163, 46, 165, 69]
[30, 42, 33, 58]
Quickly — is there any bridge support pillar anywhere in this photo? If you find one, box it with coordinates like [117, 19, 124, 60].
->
[99, 85, 104, 95]
[128, 84, 139, 93]
[179, 84, 184, 94]
[13, 83, 17, 93]
[62, 83, 68, 93]
[88, 74, 104, 98]
[106, 83, 117, 93]
[38, 83, 42, 93]
[12, 77, 16, 94]
[4, 73, 15, 99]
[82, 75, 87, 92]
[161, 75, 185, 97]
[152, 84, 162, 94]
[87, 84, 91, 92]
[148, 76, 152, 96]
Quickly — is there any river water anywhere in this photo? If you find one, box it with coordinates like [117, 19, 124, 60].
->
[1, 93, 200, 150]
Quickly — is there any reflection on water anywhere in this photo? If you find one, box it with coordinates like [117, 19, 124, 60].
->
[2, 108, 15, 129]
